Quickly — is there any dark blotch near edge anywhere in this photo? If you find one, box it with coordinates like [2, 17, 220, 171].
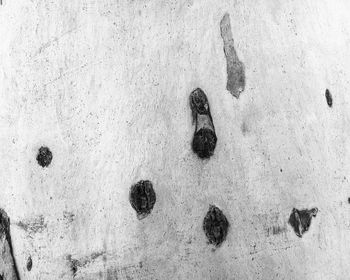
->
[36, 146, 53, 167]
[0, 208, 20, 280]
[325, 89, 332, 107]
[27, 256, 32, 271]
[129, 180, 156, 220]
[288, 207, 318, 238]
[203, 205, 229, 247]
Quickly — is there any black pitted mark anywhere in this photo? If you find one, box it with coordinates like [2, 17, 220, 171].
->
[203, 205, 229, 247]
[288, 207, 318, 238]
[27, 256, 33, 271]
[325, 89, 332, 107]
[190, 88, 217, 159]
[129, 180, 156, 220]
[36, 146, 53, 167]
[0, 208, 20, 280]
[220, 13, 246, 98]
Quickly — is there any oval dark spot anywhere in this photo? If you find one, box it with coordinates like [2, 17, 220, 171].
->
[129, 180, 156, 220]
[27, 256, 32, 271]
[288, 207, 318, 238]
[325, 89, 332, 107]
[36, 146, 53, 167]
[192, 128, 217, 159]
[203, 205, 229, 247]
[348, 197, 350, 204]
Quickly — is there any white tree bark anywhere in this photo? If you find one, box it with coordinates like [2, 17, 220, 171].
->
[1, 0, 350, 279]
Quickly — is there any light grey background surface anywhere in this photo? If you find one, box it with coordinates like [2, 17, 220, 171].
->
[1, 0, 350, 279]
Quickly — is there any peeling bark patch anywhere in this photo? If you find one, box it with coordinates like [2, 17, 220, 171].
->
[220, 13, 246, 98]
[288, 208, 318, 237]
[0, 208, 20, 280]
[129, 180, 156, 220]
[325, 89, 332, 107]
[36, 146, 53, 167]
[203, 205, 229, 247]
[190, 88, 217, 159]
[16, 215, 47, 235]
[27, 256, 33, 271]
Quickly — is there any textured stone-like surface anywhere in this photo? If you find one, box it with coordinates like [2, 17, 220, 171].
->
[1, 0, 350, 279]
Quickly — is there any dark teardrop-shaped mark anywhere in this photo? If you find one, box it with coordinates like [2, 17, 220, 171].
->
[325, 89, 332, 107]
[203, 205, 229, 247]
[27, 256, 33, 271]
[190, 88, 217, 159]
[36, 146, 53, 167]
[129, 180, 156, 220]
[288, 207, 318, 237]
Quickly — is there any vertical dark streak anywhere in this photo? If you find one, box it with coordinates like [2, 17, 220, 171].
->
[0, 208, 20, 280]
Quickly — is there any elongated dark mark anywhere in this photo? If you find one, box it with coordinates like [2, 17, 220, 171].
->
[0, 208, 20, 280]
[27, 256, 32, 271]
[203, 205, 229, 247]
[220, 13, 245, 98]
[190, 88, 217, 159]
[129, 180, 156, 220]
[36, 146, 53, 167]
[325, 89, 332, 107]
[67, 251, 105, 277]
[288, 207, 318, 237]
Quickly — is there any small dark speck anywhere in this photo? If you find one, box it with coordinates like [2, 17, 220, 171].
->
[348, 197, 350, 204]
[280, 169, 283, 172]
[325, 89, 332, 107]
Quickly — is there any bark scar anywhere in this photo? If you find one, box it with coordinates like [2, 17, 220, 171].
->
[220, 13, 246, 98]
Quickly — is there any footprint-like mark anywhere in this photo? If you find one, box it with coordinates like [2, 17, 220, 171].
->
[190, 88, 217, 159]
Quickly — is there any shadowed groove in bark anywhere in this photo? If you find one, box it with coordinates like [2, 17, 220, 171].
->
[0, 208, 20, 280]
